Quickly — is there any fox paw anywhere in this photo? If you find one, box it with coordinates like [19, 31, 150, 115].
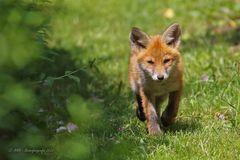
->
[161, 111, 176, 127]
[148, 124, 162, 135]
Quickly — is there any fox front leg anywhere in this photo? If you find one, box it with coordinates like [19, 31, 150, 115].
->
[135, 94, 146, 121]
[155, 95, 168, 117]
[161, 90, 182, 127]
[140, 90, 161, 135]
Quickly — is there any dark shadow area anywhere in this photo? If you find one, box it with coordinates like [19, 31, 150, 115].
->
[182, 25, 240, 54]
[163, 118, 202, 134]
[208, 26, 240, 45]
[0, 45, 134, 159]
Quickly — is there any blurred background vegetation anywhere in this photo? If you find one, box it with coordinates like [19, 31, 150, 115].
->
[0, 0, 239, 160]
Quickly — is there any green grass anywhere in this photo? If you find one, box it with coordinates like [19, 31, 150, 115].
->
[64, 0, 240, 159]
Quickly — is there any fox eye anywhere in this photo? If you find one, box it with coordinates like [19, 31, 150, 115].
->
[147, 59, 154, 64]
[163, 59, 171, 64]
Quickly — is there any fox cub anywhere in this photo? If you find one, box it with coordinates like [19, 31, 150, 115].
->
[128, 23, 183, 135]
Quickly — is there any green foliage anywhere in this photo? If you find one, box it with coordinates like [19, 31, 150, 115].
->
[67, 95, 102, 129]
[0, 0, 240, 160]
[0, 0, 43, 68]
[53, 134, 91, 159]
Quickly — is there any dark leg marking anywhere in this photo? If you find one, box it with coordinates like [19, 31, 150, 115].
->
[135, 94, 146, 121]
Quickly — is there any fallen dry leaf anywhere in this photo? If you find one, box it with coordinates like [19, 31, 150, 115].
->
[163, 8, 175, 19]
[215, 112, 226, 120]
[229, 20, 237, 28]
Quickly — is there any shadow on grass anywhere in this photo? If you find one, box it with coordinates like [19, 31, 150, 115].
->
[182, 25, 240, 55]
[0, 46, 135, 159]
[163, 118, 202, 134]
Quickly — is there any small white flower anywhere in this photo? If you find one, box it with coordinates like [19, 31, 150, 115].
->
[56, 126, 67, 133]
[66, 122, 78, 133]
[200, 75, 209, 81]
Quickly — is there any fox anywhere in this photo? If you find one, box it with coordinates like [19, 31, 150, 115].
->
[128, 23, 183, 135]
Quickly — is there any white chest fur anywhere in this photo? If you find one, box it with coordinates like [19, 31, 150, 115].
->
[139, 72, 180, 96]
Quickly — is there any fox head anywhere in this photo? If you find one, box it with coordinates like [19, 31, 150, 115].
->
[129, 23, 182, 81]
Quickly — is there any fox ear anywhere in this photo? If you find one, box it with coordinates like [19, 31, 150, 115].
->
[129, 27, 150, 51]
[161, 23, 181, 49]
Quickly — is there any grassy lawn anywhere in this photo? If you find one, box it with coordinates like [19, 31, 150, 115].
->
[68, 0, 240, 159]
[1, 0, 240, 160]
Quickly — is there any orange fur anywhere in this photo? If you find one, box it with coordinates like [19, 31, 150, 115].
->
[128, 24, 183, 135]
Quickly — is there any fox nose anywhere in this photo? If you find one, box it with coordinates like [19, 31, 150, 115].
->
[157, 75, 164, 80]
